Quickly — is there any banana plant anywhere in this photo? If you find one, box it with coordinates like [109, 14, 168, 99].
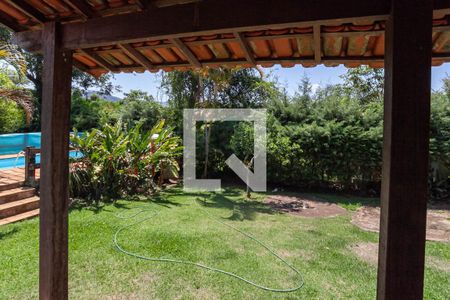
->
[69, 120, 182, 203]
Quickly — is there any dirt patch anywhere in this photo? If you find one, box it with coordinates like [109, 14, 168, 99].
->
[349, 242, 379, 266]
[427, 256, 450, 273]
[265, 195, 347, 218]
[349, 242, 450, 273]
[103, 272, 159, 300]
[352, 207, 450, 243]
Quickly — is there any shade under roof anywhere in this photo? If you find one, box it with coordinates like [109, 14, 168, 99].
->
[2, 0, 450, 76]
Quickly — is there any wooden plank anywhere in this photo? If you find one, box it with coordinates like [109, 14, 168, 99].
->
[377, 0, 433, 299]
[134, 0, 149, 9]
[313, 24, 321, 63]
[15, 0, 393, 50]
[64, 0, 98, 19]
[72, 59, 90, 73]
[170, 38, 202, 68]
[153, 0, 201, 7]
[40, 21, 72, 300]
[79, 49, 119, 72]
[234, 32, 256, 65]
[0, 10, 26, 32]
[5, 0, 47, 23]
[118, 43, 155, 71]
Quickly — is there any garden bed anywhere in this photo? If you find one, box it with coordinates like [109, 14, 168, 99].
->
[264, 195, 347, 218]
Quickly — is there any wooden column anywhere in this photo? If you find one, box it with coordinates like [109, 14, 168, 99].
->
[377, 1, 432, 299]
[40, 22, 72, 300]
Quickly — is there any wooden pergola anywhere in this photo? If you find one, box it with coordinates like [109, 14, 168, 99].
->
[1, 0, 448, 299]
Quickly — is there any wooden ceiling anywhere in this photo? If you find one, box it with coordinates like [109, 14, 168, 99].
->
[3, 0, 450, 76]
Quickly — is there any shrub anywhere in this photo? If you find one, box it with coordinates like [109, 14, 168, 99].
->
[69, 120, 182, 205]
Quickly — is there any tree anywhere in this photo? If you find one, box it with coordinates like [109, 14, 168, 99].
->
[118, 90, 165, 131]
[341, 66, 384, 103]
[72, 69, 120, 99]
[0, 26, 26, 79]
[24, 51, 120, 130]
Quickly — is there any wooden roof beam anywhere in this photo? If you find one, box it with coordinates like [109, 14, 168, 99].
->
[234, 32, 256, 66]
[153, 0, 202, 8]
[64, 0, 98, 19]
[79, 49, 119, 73]
[118, 43, 155, 71]
[313, 24, 322, 64]
[170, 38, 202, 68]
[13, 0, 450, 52]
[5, 0, 47, 24]
[14, 0, 391, 51]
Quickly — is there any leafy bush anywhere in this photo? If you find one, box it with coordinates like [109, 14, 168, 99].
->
[69, 120, 182, 205]
[0, 99, 25, 133]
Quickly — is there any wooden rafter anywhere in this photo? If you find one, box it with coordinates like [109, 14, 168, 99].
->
[5, 0, 47, 24]
[98, 4, 142, 17]
[72, 59, 90, 73]
[170, 38, 202, 68]
[0, 10, 26, 32]
[234, 32, 256, 66]
[79, 49, 119, 72]
[153, 0, 202, 7]
[313, 24, 322, 64]
[118, 43, 155, 71]
[64, 0, 98, 19]
[134, 0, 149, 10]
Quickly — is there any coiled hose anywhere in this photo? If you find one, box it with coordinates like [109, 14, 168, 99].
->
[113, 196, 304, 293]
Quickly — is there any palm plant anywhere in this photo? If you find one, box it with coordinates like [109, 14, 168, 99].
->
[0, 26, 33, 123]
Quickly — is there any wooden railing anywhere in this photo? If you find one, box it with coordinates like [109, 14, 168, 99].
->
[24, 146, 40, 187]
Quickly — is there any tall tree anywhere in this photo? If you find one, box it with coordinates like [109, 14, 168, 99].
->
[341, 66, 384, 103]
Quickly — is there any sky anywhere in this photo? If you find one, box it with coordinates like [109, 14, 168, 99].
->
[110, 64, 450, 100]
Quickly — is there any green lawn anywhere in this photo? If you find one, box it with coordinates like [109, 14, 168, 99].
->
[0, 187, 449, 299]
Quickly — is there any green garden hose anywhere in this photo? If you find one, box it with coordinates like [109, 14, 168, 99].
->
[113, 197, 304, 293]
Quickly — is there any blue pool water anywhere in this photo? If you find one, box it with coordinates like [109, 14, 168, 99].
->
[0, 151, 82, 170]
[0, 132, 82, 169]
[0, 132, 41, 155]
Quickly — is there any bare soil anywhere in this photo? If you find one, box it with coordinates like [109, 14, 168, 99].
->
[349, 242, 450, 273]
[352, 206, 450, 243]
[264, 195, 347, 218]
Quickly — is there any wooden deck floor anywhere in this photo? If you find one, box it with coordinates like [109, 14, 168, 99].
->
[0, 168, 40, 186]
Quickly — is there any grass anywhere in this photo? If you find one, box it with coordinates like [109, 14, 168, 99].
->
[0, 187, 449, 299]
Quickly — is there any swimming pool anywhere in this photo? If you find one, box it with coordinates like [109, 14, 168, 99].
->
[0, 132, 41, 155]
[0, 132, 82, 169]
[0, 151, 83, 169]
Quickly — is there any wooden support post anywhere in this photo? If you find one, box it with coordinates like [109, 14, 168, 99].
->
[377, 1, 432, 299]
[40, 22, 72, 300]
